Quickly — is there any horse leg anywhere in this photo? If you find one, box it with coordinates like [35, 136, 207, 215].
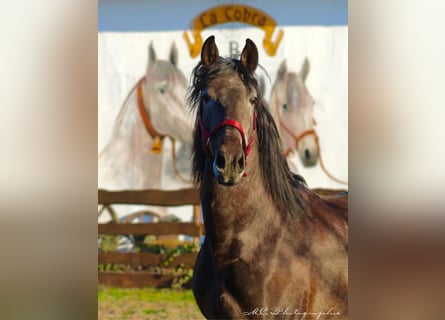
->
[192, 240, 216, 319]
[216, 289, 246, 319]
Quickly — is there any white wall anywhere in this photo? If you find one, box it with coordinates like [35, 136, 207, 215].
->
[98, 26, 348, 193]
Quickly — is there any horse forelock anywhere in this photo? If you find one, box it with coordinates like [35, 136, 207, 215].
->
[286, 73, 298, 99]
[188, 58, 258, 111]
[189, 57, 308, 217]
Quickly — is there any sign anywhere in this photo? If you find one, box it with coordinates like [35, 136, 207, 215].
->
[183, 4, 284, 58]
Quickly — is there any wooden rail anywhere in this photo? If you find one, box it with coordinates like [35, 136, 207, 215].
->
[98, 222, 203, 237]
[98, 252, 197, 267]
[99, 272, 181, 288]
[98, 188, 200, 206]
[98, 188, 203, 288]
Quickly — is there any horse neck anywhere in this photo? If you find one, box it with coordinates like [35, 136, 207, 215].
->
[200, 144, 285, 251]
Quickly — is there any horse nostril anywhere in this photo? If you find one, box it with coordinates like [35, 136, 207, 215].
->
[238, 156, 245, 170]
[215, 153, 225, 169]
[304, 149, 310, 160]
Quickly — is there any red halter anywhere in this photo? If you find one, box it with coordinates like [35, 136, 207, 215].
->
[199, 114, 256, 159]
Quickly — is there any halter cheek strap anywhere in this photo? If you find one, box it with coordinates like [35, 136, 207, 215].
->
[137, 77, 165, 153]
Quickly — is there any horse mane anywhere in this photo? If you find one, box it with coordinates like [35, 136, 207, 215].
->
[188, 57, 308, 217]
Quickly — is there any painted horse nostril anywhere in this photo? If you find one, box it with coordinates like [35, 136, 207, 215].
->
[305, 149, 310, 160]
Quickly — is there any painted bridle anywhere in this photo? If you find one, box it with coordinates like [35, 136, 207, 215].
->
[273, 93, 348, 185]
[273, 93, 319, 157]
[278, 117, 318, 158]
[136, 77, 165, 153]
[136, 76, 191, 183]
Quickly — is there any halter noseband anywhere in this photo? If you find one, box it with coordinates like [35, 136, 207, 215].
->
[273, 94, 318, 156]
[273, 94, 348, 185]
[198, 96, 256, 161]
[280, 121, 318, 157]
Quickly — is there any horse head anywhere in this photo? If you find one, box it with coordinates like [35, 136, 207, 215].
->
[270, 58, 318, 167]
[191, 36, 258, 186]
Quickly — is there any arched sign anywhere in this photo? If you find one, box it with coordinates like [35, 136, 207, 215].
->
[183, 4, 284, 58]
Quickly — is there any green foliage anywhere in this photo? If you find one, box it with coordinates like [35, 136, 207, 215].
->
[98, 235, 120, 253]
[148, 242, 199, 289]
[172, 263, 194, 289]
[98, 237, 201, 289]
[98, 235, 131, 272]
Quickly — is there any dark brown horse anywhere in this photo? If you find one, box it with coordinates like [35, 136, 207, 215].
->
[189, 36, 348, 320]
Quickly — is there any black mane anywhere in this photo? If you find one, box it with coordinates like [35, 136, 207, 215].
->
[188, 57, 308, 216]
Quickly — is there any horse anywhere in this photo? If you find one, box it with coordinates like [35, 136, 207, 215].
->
[270, 58, 319, 168]
[189, 36, 348, 319]
[98, 42, 193, 222]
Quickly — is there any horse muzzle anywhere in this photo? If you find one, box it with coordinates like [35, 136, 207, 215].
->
[297, 136, 319, 167]
[199, 113, 256, 186]
[212, 135, 246, 186]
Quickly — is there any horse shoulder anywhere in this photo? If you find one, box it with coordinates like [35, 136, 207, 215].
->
[298, 190, 349, 317]
[306, 191, 348, 236]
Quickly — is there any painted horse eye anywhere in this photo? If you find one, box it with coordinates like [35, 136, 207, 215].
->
[159, 88, 165, 94]
[282, 103, 288, 111]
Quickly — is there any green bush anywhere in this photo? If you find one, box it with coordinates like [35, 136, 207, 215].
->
[98, 238, 201, 289]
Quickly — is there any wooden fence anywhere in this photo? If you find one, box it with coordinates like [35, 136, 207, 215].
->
[98, 188, 203, 288]
[98, 187, 346, 288]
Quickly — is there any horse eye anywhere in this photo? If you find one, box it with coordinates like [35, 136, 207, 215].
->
[159, 88, 165, 94]
[250, 97, 257, 105]
[202, 93, 210, 104]
[282, 103, 288, 111]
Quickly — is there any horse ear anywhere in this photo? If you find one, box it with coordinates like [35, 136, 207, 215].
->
[169, 42, 178, 66]
[277, 60, 287, 81]
[241, 38, 258, 74]
[300, 57, 310, 82]
[149, 42, 156, 66]
[201, 35, 219, 67]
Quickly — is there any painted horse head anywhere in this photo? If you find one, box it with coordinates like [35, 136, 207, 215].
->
[140, 42, 192, 147]
[270, 58, 318, 167]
